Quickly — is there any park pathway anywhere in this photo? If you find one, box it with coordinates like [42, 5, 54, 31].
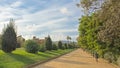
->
[32, 49, 119, 68]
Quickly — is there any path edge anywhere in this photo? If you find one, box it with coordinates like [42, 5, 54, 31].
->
[24, 49, 78, 68]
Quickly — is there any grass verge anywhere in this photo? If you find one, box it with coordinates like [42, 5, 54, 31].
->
[0, 48, 74, 68]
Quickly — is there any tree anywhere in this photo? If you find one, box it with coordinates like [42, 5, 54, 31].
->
[58, 41, 62, 49]
[66, 36, 71, 45]
[39, 44, 46, 52]
[0, 35, 2, 49]
[78, 0, 120, 63]
[45, 35, 52, 50]
[52, 44, 58, 50]
[1, 19, 17, 53]
[64, 43, 68, 49]
[24, 40, 39, 53]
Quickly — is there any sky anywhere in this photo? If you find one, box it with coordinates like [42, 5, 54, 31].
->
[0, 0, 83, 41]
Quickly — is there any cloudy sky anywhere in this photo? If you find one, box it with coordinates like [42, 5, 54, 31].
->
[0, 0, 83, 41]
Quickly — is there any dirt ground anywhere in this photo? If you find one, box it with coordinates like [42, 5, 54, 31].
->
[32, 49, 119, 68]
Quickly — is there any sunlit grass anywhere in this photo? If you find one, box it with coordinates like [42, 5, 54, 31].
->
[0, 48, 73, 68]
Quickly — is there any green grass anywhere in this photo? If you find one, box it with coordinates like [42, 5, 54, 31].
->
[0, 48, 74, 68]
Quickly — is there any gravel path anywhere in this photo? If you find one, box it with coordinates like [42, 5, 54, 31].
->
[32, 49, 119, 68]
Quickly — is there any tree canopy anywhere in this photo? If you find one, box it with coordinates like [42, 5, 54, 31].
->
[1, 19, 17, 53]
[78, 0, 120, 63]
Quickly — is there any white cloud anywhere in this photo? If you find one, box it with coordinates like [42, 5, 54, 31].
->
[53, 29, 77, 33]
[51, 33, 67, 41]
[60, 7, 69, 14]
[0, 1, 29, 23]
[0, 1, 80, 41]
[11, 1, 22, 8]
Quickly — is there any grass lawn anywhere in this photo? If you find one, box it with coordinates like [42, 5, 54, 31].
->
[0, 48, 74, 68]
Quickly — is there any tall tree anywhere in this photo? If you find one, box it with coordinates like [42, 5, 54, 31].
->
[66, 36, 71, 44]
[78, 0, 120, 62]
[45, 35, 52, 50]
[58, 41, 62, 49]
[1, 19, 17, 53]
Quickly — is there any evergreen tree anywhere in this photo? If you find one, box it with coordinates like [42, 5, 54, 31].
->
[1, 19, 17, 53]
[64, 43, 68, 49]
[45, 35, 52, 50]
[52, 44, 58, 50]
[58, 41, 62, 49]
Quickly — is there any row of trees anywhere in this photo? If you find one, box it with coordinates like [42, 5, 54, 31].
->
[0, 19, 78, 53]
[78, 0, 120, 65]
[38, 36, 78, 53]
[19, 36, 78, 53]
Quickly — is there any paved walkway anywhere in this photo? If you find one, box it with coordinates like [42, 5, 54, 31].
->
[32, 49, 119, 68]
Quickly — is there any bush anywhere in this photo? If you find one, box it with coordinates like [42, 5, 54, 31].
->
[104, 52, 115, 63]
[39, 44, 46, 52]
[68, 44, 73, 49]
[64, 43, 68, 49]
[52, 44, 58, 50]
[61, 45, 65, 50]
[117, 56, 120, 66]
[24, 40, 39, 53]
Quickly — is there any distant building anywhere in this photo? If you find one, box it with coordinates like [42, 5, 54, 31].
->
[32, 36, 45, 44]
[17, 35, 25, 47]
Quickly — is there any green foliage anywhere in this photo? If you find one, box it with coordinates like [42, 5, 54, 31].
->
[104, 52, 116, 63]
[45, 35, 53, 50]
[52, 44, 58, 50]
[24, 40, 39, 53]
[64, 43, 68, 49]
[78, 13, 103, 54]
[78, 0, 120, 64]
[58, 41, 62, 49]
[61, 45, 65, 50]
[0, 35, 1, 49]
[117, 56, 120, 66]
[39, 44, 46, 52]
[1, 19, 17, 53]
[68, 44, 73, 49]
[66, 36, 71, 41]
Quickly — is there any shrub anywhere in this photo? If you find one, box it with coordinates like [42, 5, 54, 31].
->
[68, 44, 73, 49]
[52, 44, 58, 50]
[24, 40, 39, 53]
[64, 43, 68, 49]
[61, 45, 65, 50]
[1, 19, 17, 53]
[104, 52, 115, 63]
[39, 44, 46, 52]
[117, 56, 120, 66]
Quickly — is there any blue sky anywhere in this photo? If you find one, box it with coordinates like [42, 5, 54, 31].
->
[0, 0, 83, 41]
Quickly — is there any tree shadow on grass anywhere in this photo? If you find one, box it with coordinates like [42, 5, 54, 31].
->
[37, 52, 53, 58]
[7, 53, 35, 64]
[0, 65, 4, 68]
[45, 51, 60, 56]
